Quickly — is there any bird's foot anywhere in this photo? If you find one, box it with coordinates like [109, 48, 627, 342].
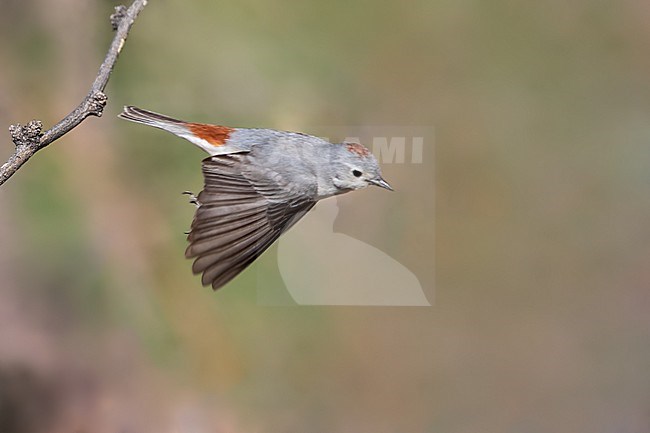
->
[182, 191, 201, 208]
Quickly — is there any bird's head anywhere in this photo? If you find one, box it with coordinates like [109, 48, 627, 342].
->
[331, 142, 393, 193]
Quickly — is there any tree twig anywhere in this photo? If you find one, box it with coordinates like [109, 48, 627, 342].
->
[0, 0, 148, 186]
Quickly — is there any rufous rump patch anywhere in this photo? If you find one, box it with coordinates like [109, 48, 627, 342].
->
[346, 142, 371, 157]
[188, 123, 234, 146]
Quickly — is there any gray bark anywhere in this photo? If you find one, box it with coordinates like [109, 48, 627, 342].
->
[0, 0, 148, 186]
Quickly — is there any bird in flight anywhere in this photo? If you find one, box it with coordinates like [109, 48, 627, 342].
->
[119, 106, 392, 290]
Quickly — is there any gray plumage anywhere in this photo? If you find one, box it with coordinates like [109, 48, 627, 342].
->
[119, 106, 392, 290]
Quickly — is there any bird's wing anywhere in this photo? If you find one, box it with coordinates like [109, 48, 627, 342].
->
[186, 152, 316, 290]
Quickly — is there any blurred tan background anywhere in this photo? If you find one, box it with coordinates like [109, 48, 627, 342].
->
[1, 0, 649, 432]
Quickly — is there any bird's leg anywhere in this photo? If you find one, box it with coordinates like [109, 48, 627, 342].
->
[182, 191, 201, 208]
[182, 191, 199, 235]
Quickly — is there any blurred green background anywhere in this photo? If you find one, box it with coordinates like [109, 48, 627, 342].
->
[1, 0, 649, 432]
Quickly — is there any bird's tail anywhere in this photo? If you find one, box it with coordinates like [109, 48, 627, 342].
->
[119, 105, 236, 154]
[118, 105, 189, 135]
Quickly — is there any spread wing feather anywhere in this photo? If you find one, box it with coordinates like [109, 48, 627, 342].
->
[185, 152, 316, 290]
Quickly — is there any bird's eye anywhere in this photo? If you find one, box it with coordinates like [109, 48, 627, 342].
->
[352, 169, 362, 177]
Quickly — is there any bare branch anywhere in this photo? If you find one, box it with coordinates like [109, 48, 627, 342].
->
[0, 0, 148, 186]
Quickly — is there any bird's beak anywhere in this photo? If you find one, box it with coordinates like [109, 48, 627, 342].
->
[369, 176, 394, 191]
